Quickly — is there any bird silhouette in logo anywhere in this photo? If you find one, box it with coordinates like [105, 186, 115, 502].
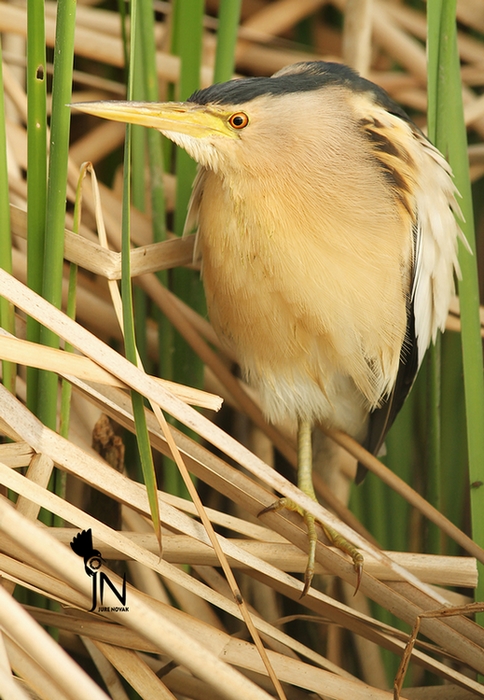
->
[70, 528, 104, 577]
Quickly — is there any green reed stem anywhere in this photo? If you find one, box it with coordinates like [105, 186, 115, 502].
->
[214, 0, 242, 83]
[138, 0, 171, 380]
[428, 1, 484, 606]
[26, 0, 47, 411]
[37, 0, 76, 430]
[122, 0, 161, 543]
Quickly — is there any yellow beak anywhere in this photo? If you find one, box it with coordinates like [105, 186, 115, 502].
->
[71, 100, 230, 139]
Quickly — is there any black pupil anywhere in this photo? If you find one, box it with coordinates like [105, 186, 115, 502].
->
[232, 115, 244, 126]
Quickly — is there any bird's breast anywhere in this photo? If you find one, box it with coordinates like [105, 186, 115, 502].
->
[194, 164, 412, 434]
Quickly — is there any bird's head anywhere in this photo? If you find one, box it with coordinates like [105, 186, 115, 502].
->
[71, 62, 399, 179]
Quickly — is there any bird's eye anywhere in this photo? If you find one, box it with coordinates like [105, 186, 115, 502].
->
[228, 112, 249, 129]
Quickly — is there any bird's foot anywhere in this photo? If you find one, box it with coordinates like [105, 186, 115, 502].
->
[320, 520, 364, 596]
[259, 497, 363, 597]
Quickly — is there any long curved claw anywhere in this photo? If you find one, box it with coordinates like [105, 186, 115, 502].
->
[321, 521, 364, 594]
[300, 514, 364, 597]
[353, 554, 364, 595]
[258, 497, 317, 597]
[300, 510, 317, 598]
[258, 497, 292, 517]
[259, 497, 363, 597]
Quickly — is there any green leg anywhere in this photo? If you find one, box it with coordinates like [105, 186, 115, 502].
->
[296, 419, 318, 595]
[298, 419, 363, 595]
[260, 419, 363, 597]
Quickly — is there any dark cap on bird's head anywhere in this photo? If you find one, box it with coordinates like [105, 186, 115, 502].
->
[187, 61, 411, 124]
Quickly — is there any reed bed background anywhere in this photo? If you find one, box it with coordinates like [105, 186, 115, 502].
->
[1, 1, 484, 698]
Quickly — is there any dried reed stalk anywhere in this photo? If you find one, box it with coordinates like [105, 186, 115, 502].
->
[1, 2, 484, 699]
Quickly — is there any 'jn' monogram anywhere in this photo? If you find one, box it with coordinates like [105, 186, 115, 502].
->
[70, 528, 127, 612]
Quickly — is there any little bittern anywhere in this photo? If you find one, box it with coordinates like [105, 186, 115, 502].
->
[73, 61, 464, 595]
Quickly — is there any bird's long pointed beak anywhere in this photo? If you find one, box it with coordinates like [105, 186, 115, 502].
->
[71, 100, 227, 138]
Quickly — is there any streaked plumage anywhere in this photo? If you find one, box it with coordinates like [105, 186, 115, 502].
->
[184, 63, 463, 459]
[72, 60, 465, 591]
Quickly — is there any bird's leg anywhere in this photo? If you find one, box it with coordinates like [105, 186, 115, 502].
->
[295, 419, 318, 596]
[259, 419, 363, 597]
[298, 419, 364, 594]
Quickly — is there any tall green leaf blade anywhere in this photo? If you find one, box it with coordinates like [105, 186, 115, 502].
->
[427, 1, 484, 605]
[26, 0, 47, 411]
[37, 0, 77, 430]
[214, 0, 242, 83]
[122, 0, 161, 544]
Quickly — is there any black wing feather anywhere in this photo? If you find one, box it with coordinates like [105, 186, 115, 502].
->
[355, 292, 419, 483]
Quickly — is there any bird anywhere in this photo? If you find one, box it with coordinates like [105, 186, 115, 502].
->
[72, 60, 465, 596]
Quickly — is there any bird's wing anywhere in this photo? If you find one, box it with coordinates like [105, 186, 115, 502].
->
[356, 128, 466, 483]
[356, 285, 419, 483]
[410, 133, 468, 359]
